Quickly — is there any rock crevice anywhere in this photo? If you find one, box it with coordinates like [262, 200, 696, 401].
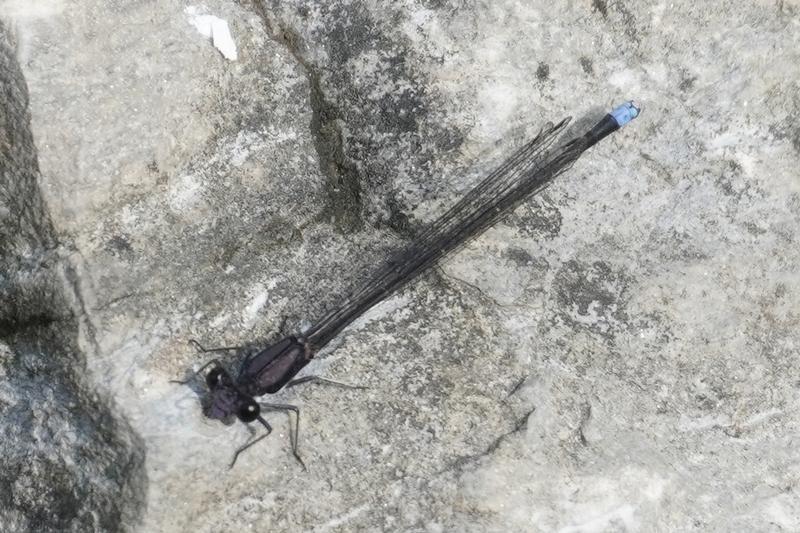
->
[0, 25, 146, 533]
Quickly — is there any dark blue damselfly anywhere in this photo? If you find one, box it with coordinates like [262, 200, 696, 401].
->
[173, 101, 641, 467]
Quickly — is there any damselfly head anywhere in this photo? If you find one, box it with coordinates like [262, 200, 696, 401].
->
[201, 366, 259, 424]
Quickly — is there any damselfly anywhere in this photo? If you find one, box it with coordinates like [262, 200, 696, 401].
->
[173, 101, 641, 467]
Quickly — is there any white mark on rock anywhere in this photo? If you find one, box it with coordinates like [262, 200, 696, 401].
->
[764, 493, 800, 530]
[168, 173, 204, 213]
[210, 312, 230, 329]
[243, 282, 277, 326]
[558, 504, 637, 533]
[222, 128, 300, 167]
[609, 67, 640, 88]
[477, 81, 518, 139]
[0, 0, 66, 18]
[185, 6, 238, 61]
[312, 503, 369, 533]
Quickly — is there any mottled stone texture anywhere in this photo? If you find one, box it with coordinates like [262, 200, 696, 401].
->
[0, 25, 145, 532]
[3, 0, 800, 531]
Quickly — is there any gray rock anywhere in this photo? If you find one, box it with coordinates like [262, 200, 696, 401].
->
[3, 0, 800, 531]
[0, 24, 145, 533]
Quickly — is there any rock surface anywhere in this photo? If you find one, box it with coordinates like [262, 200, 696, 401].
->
[0, 24, 145, 533]
[2, 0, 799, 531]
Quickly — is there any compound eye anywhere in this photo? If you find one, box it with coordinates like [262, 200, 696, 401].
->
[237, 399, 260, 423]
[206, 367, 224, 388]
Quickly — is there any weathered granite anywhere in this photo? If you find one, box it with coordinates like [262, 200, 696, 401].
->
[2, 0, 799, 531]
[0, 23, 145, 533]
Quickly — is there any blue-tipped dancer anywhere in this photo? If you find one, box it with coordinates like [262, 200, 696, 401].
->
[173, 101, 641, 467]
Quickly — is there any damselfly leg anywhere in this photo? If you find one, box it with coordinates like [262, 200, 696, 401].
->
[286, 375, 368, 390]
[261, 402, 306, 469]
[169, 357, 224, 385]
[188, 339, 244, 353]
[169, 339, 239, 384]
[230, 417, 273, 468]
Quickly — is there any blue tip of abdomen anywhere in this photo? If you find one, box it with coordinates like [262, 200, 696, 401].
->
[610, 101, 641, 127]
